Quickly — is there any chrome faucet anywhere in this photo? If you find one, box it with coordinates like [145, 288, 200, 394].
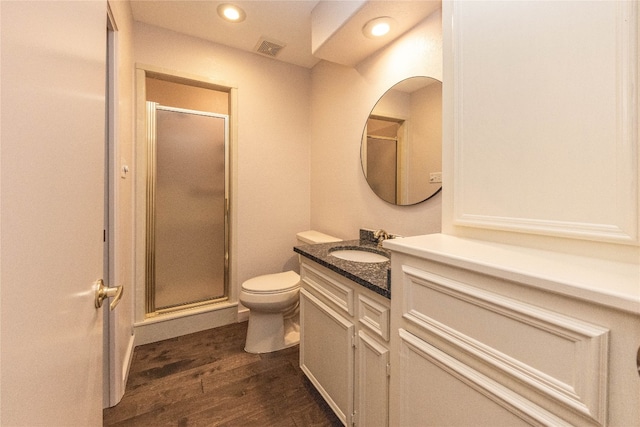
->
[373, 229, 390, 247]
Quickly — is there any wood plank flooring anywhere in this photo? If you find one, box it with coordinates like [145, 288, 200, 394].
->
[103, 321, 342, 427]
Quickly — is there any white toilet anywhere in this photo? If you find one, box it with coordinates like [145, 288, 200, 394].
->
[240, 230, 341, 354]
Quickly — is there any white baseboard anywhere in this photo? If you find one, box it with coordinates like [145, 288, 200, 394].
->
[134, 302, 239, 346]
[237, 307, 249, 322]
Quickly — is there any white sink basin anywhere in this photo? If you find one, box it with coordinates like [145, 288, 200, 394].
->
[329, 248, 389, 263]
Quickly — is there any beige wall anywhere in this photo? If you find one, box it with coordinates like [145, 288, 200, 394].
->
[145, 77, 229, 114]
[409, 83, 442, 204]
[133, 22, 312, 295]
[309, 10, 443, 240]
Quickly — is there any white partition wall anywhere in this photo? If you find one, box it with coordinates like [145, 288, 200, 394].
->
[443, 1, 639, 248]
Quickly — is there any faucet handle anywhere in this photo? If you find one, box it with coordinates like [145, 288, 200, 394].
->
[373, 229, 389, 237]
[373, 229, 390, 245]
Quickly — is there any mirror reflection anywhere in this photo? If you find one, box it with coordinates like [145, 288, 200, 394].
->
[361, 76, 442, 205]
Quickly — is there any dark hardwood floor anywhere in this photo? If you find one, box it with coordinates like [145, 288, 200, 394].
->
[103, 321, 342, 427]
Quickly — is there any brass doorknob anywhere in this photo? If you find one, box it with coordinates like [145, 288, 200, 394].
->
[95, 279, 123, 311]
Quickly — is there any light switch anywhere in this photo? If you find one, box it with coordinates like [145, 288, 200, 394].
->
[120, 158, 129, 179]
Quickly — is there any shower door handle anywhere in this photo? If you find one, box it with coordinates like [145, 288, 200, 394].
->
[94, 279, 123, 311]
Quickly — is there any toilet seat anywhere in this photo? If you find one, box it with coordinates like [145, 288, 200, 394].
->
[241, 271, 300, 294]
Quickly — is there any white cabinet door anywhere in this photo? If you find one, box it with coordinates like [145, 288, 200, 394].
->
[300, 289, 355, 426]
[356, 330, 389, 427]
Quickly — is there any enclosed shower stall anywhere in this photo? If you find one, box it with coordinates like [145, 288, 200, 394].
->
[364, 117, 402, 204]
[145, 102, 229, 314]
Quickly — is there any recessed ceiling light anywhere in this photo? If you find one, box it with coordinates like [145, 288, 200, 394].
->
[362, 16, 396, 39]
[217, 4, 246, 23]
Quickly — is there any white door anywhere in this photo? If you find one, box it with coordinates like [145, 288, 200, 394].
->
[1, 1, 107, 425]
[105, 8, 129, 408]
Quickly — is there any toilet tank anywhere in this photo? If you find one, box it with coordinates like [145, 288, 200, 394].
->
[296, 230, 342, 245]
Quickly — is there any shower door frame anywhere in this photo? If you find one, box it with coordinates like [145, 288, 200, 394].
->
[145, 102, 230, 316]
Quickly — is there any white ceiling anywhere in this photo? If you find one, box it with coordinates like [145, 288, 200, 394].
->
[129, 1, 441, 69]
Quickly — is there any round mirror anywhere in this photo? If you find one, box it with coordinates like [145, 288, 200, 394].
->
[361, 76, 442, 205]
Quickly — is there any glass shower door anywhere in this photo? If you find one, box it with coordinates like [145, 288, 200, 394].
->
[147, 103, 228, 312]
[366, 135, 398, 204]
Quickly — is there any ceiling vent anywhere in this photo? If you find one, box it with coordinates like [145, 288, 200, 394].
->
[255, 37, 286, 58]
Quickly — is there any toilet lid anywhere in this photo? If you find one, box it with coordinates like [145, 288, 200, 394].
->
[242, 271, 300, 294]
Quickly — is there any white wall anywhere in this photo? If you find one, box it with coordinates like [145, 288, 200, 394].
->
[310, 10, 443, 240]
[107, 0, 136, 405]
[133, 23, 312, 299]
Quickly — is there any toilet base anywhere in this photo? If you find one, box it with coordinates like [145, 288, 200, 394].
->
[244, 310, 300, 354]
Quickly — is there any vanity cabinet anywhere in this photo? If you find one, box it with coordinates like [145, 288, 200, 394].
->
[386, 234, 640, 427]
[299, 258, 391, 427]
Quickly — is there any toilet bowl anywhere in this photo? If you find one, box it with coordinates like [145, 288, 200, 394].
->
[241, 271, 301, 354]
[240, 230, 341, 354]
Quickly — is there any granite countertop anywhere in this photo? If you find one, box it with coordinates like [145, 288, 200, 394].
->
[293, 239, 391, 299]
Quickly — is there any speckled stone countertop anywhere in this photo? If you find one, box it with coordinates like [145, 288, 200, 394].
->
[293, 238, 391, 299]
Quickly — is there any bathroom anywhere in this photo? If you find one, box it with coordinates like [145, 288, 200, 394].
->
[1, 0, 638, 425]
[130, 2, 444, 347]
[126, 1, 640, 425]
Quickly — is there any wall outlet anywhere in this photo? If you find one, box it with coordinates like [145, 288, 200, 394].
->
[429, 172, 442, 183]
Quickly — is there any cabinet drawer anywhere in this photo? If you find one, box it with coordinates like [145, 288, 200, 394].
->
[301, 262, 354, 315]
[358, 294, 390, 342]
